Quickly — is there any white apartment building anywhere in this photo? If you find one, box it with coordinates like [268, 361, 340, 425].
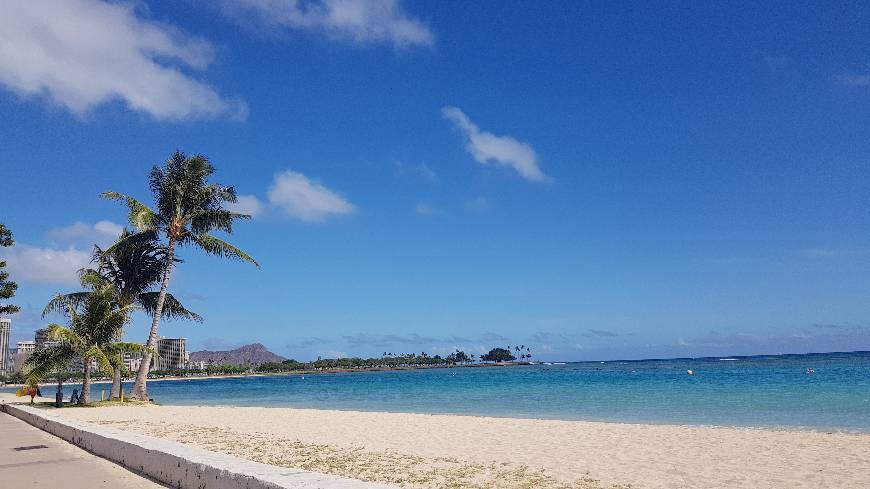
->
[154, 337, 187, 371]
[0, 318, 10, 377]
[122, 337, 189, 372]
[16, 341, 35, 354]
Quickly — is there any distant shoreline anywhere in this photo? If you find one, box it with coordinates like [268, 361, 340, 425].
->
[3, 361, 527, 388]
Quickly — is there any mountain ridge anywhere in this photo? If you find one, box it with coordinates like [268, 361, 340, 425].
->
[189, 343, 286, 365]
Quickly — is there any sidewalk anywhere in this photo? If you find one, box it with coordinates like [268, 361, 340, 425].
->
[0, 410, 167, 488]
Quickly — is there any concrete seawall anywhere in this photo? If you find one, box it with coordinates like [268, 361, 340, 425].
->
[2, 403, 397, 489]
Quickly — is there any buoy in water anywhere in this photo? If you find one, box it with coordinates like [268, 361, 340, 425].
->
[687, 369, 694, 375]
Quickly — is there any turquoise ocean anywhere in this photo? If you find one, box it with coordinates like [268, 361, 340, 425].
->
[7, 351, 870, 432]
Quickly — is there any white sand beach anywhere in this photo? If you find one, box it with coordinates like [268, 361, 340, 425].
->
[57, 404, 870, 489]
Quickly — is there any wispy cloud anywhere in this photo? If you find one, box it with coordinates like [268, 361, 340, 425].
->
[442, 106, 549, 183]
[797, 247, 870, 258]
[836, 74, 870, 87]
[267, 170, 355, 222]
[394, 161, 439, 183]
[287, 337, 331, 349]
[479, 332, 509, 342]
[0, 0, 246, 120]
[583, 328, 619, 338]
[342, 333, 472, 347]
[48, 220, 123, 244]
[464, 196, 491, 212]
[415, 201, 443, 216]
[218, 0, 434, 48]
[527, 331, 571, 344]
[225, 195, 265, 218]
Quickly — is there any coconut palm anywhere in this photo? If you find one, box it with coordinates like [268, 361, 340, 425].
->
[24, 343, 74, 404]
[44, 232, 201, 399]
[103, 151, 258, 400]
[32, 281, 137, 404]
[103, 342, 152, 399]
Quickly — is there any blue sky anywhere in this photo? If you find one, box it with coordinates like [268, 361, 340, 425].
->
[1, 0, 869, 361]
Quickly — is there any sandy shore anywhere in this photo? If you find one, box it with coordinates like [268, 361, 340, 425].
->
[54, 404, 869, 489]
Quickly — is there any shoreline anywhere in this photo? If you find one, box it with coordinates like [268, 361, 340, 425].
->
[53, 402, 870, 489]
[2, 361, 526, 388]
[2, 392, 862, 435]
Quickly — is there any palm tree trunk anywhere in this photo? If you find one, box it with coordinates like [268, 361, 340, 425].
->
[110, 362, 122, 400]
[80, 360, 91, 405]
[130, 238, 175, 400]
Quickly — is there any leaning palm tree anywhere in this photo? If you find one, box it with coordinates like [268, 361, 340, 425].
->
[44, 231, 201, 399]
[103, 342, 152, 399]
[103, 151, 258, 400]
[34, 282, 136, 404]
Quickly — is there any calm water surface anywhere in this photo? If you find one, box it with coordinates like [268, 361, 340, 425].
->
[8, 351, 869, 431]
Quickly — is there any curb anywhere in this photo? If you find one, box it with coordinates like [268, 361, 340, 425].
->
[2, 403, 398, 489]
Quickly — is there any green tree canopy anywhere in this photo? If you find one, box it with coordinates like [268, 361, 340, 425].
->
[0, 223, 19, 315]
[480, 347, 516, 362]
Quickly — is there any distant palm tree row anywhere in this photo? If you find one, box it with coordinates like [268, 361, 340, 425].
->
[255, 347, 533, 373]
[25, 152, 257, 403]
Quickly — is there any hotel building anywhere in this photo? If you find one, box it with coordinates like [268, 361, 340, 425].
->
[0, 318, 11, 377]
[154, 337, 188, 371]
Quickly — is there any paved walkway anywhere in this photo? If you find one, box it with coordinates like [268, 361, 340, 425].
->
[0, 410, 167, 488]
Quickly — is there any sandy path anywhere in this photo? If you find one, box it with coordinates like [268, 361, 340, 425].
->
[60, 405, 870, 489]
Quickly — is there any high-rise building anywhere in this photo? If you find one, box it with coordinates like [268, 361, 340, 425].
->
[34, 327, 50, 347]
[153, 337, 187, 371]
[0, 318, 11, 377]
[122, 351, 143, 372]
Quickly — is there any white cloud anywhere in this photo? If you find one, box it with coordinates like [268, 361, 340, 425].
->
[93, 220, 124, 237]
[394, 161, 438, 183]
[48, 220, 123, 244]
[415, 201, 443, 216]
[0, 244, 91, 285]
[837, 74, 870, 87]
[464, 196, 491, 212]
[219, 0, 433, 48]
[0, 0, 246, 120]
[267, 170, 355, 222]
[226, 195, 264, 218]
[442, 106, 550, 182]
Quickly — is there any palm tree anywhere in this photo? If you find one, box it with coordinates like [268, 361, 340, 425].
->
[24, 343, 74, 405]
[32, 281, 136, 404]
[103, 151, 258, 400]
[44, 232, 201, 399]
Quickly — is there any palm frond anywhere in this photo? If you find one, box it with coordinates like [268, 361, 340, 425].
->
[47, 323, 83, 347]
[84, 345, 114, 376]
[104, 342, 154, 356]
[138, 292, 203, 321]
[42, 292, 89, 318]
[188, 233, 259, 268]
[100, 229, 160, 259]
[78, 268, 107, 289]
[101, 191, 158, 231]
[24, 345, 75, 386]
[190, 209, 242, 235]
